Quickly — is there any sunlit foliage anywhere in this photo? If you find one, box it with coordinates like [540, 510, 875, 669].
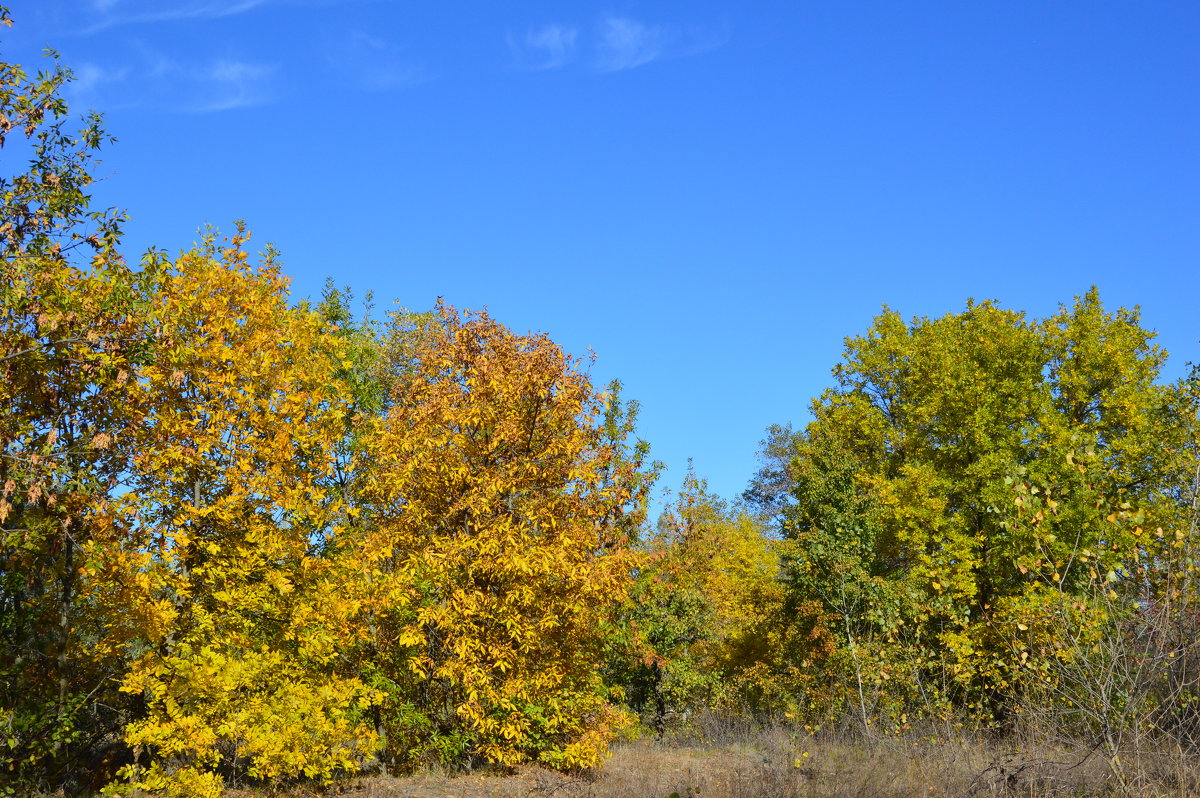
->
[618, 471, 823, 728]
[344, 305, 655, 771]
[759, 294, 1191, 723]
[106, 231, 378, 795]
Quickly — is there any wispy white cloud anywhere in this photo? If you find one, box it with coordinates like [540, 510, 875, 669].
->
[69, 47, 277, 112]
[81, 0, 272, 33]
[325, 30, 427, 91]
[595, 17, 671, 73]
[508, 24, 578, 71]
[191, 58, 275, 112]
[65, 62, 131, 107]
[357, 64, 425, 91]
[509, 16, 728, 75]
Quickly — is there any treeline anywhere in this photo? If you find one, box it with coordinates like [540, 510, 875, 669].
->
[3, 18, 1200, 797]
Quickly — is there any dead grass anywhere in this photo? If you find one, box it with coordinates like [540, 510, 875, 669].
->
[232, 722, 1200, 798]
[564, 733, 1110, 798]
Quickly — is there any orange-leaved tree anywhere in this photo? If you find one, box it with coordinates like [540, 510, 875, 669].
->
[349, 305, 654, 771]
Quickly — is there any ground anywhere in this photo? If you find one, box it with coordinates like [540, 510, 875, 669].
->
[227, 729, 1126, 798]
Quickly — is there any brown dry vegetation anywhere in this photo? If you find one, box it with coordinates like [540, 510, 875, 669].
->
[230, 717, 1200, 798]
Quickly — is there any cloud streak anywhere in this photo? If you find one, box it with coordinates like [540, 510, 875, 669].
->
[595, 17, 670, 73]
[190, 58, 276, 112]
[65, 62, 131, 108]
[65, 47, 277, 113]
[81, 0, 273, 33]
[508, 16, 728, 74]
[325, 31, 427, 91]
[508, 24, 579, 71]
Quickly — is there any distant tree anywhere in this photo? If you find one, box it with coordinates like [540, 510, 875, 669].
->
[743, 422, 800, 530]
[620, 469, 823, 729]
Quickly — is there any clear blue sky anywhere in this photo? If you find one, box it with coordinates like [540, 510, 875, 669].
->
[6, 0, 1198, 504]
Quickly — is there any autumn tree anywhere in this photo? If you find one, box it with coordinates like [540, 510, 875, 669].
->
[100, 229, 379, 796]
[758, 292, 1189, 722]
[347, 305, 655, 771]
[0, 12, 146, 791]
[618, 470, 816, 731]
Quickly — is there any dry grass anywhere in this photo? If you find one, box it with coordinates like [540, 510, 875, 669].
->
[242, 723, 1161, 798]
[560, 731, 1111, 798]
[219, 708, 1200, 798]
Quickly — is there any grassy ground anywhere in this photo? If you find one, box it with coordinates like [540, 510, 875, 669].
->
[238, 725, 1162, 798]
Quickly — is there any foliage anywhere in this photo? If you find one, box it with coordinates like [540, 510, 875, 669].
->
[346, 305, 656, 771]
[0, 12, 142, 792]
[105, 230, 378, 794]
[742, 423, 801, 529]
[1017, 462, 1200, 792]
[761, 292, 1190, 724]
[619, 471, 822, 729]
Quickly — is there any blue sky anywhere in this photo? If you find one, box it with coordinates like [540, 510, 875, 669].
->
[5, 0, 1198, 505]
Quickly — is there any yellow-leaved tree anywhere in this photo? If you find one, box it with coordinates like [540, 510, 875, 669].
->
[104, 228, 378, 797]
[347, 305, 654, 772]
